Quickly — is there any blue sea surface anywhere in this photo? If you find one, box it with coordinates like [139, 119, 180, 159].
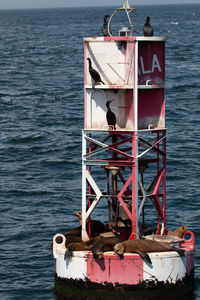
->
[0, 4, 199, 299]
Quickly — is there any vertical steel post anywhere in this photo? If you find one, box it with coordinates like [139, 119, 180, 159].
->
[82, 130, 89, 241]
[130, 40, 139, 239]
[157, 131, 160, 233]
[135, 40, 139, 239]
[130, 132, 139, 239]
[88, 134, 92, 238]
[134, 40, 138, 131]
[163, 130, 167, 234]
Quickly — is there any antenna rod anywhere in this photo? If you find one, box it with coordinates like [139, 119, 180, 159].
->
[123, 0, 131, 9]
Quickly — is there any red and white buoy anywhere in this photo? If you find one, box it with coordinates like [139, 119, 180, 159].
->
[53, 1, 194, 298]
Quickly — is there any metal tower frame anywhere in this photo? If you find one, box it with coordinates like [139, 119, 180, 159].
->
[82, 37, 166, 241]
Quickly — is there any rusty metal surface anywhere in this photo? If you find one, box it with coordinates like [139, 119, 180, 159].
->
[54, 273, 195, 300]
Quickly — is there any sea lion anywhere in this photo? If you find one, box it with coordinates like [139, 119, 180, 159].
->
[73, 211, 107, 237]
[167, 225, 188, 238]
[63, 220, 107, 238]
[92, 236, 123, 259]
[64, 226, 81, 237]
[67, 235, 102, 252]
[87, 220, 107, 237]
[114, 239, 185, 264]
[141, 224, 156, 236]
[65, 235, 82, 248]
[66, 234, 119, 257]
[99, 231, 116, 238]
[74, 211, 84, 223]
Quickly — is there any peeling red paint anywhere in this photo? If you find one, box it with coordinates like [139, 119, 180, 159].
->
[87, 253, 143, 285]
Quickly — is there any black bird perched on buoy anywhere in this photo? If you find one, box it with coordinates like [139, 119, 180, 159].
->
[87, 57, 105, 86]
[106, 100, 116, 130]
[102, 14, 112, 36]
[143, 16, 153, 37]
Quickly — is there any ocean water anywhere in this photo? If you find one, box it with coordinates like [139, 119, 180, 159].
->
[0, 3, 199, 299]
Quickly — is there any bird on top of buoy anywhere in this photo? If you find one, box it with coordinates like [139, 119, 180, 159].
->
[106, 100, 116, 130]
[143, 16, 153, 37]
[87, 57, 105, 87]
[102, 14, 112, 36]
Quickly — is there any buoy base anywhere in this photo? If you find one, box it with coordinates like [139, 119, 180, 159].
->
[54, 273, 194, 300]
[53, 231, 195, 299]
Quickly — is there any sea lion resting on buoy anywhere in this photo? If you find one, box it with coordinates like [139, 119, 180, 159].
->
[167, 225, 188, 238]
[92, 236, 123, 259]
[74, 211, 107, 237]
[63, 221, 107, 238]
[64, 211, 107, 238]
[66, 235, 102, 254]
[65, 235, 82, 248]
[66, 232, 119, 256]
[67, 232, 116, 251]
[114, 239, 185, 264]
[64, 226, 82, 237]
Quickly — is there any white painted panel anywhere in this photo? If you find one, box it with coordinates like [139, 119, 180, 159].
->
[143, 252, 186, 283]
[56, 252, 87, 280]
[85, 41, 126, 85]
[56, 251, 188, 285]
[85, 89, 134, 130]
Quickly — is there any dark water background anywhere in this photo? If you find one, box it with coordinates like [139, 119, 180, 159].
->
[0, 4, 199, 299]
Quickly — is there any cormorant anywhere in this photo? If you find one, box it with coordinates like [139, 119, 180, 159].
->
[87, 57, 105, 86]
[102, 14, 112, 36]
[143, 16, 153, 37]
[106, 100, 116, 130]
